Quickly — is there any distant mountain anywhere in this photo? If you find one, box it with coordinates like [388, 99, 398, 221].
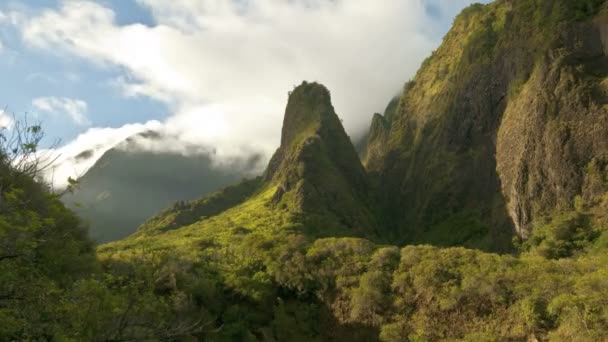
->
[62, 132, 255, 243]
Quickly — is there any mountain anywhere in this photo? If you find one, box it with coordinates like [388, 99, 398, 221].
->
[62, 132, 254, 243]
[363, 0, 608, 251]
[135, 83, 377, 239]
[6, 0, 608, 341]
[95, 1, 608, 340]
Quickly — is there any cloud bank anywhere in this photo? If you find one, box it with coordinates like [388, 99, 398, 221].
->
[8, 0, 480, 185]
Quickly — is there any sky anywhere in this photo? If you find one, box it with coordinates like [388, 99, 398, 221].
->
[0, 0, 488, 187]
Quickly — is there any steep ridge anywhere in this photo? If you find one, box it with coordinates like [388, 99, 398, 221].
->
[361, 96, 398, 171]
[364, 0, 608, 251]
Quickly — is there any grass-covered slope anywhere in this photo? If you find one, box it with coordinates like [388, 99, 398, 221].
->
[364, 0, 608, 252]
[135, 177, 263, 236]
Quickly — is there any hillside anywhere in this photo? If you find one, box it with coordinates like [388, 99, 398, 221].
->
[3, 0, 608, 341]
[62, 132, 251, 243]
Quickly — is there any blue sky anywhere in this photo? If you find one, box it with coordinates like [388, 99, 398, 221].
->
[0, 0, 489, 186]
[0, 0, 164, 146]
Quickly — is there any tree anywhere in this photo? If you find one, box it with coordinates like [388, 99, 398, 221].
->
[0, 118, 96, 338]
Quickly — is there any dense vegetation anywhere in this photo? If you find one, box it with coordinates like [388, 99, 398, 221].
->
[95, 194, 608, 341]
[3, 0, 608, 341]
[0, 123, 97, 338]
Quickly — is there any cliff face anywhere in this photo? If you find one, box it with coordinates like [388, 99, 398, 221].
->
[497, 17, 608, 238]
[365, 0, 608, 250]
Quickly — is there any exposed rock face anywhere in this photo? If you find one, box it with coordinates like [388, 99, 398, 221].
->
[364, 0, 608, 250]
[497, 20, 608, 237]
[265, 82, 376, 236]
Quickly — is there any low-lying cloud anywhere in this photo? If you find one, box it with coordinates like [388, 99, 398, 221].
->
[43, 121, 162, 188]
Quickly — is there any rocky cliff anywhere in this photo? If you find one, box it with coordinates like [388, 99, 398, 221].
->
[364, 0, 608, 251]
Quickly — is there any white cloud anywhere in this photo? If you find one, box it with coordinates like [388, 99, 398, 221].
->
[44, 118, 265, 189]
[0, 109, 14, 129]
[43, 120, 162, 188]
[32, 96, 91, 126]
[10, 0, 480, 183]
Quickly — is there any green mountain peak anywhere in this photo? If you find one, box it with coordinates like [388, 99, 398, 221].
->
[264, 81, 376, 236]
[280, 82, 333, 147]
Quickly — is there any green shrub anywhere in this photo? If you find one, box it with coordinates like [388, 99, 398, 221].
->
[522, 211, 597, 259]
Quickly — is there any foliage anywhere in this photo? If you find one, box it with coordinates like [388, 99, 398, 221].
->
[0, 122, 97, 339]
[522, 211, 598, 259]
[92, 185, 608, 341]
[3, 0, 608, 340]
